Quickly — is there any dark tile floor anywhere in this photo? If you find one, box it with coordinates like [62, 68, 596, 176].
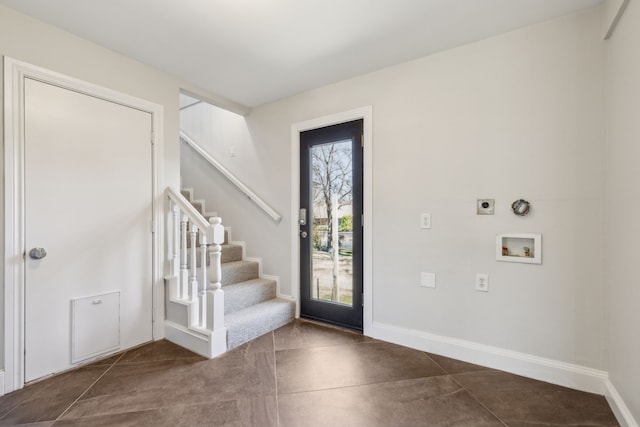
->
[0, 320, 619, 426]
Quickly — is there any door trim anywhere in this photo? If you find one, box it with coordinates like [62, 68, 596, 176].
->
[290, 106, 373, 335]
[3, 57, 165, 394]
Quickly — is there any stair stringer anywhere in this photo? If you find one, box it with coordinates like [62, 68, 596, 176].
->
[225, 227, 294, 303]
[224, 226, 246, 256]
[226, 226, 286, 301]
[224, 228, 296, 347]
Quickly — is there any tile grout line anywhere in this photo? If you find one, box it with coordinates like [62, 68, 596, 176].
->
[449, 373, 509, 427]
[55, 351, 128, 421]
[278, 357, 460, 397]
[278, 342, 457, 397]
[422, 353, 508, 426]
[273, 331, 281, 427]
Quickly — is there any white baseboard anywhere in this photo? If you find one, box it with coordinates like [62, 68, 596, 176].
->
[368, 321, 608, 395]
[605, 379, 639, 427]
[0, 370, 4, 397]
[371, 320, 639, 427]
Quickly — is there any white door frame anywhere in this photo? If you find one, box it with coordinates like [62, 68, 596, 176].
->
[290, 106, 373, 335]
[3, 57, 165, 394]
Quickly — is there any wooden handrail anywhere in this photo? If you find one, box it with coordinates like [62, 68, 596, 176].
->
[180, 130, 282, 222]
[166, 187, 210, 231]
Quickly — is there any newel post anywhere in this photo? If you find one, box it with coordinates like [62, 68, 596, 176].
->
[206, 217, 225, 334]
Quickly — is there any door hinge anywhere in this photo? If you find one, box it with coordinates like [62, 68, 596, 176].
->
[151, 219, 156, 233]
[362, 293, 364, 307]
[361, 214, 364, 227]
[361, 136, 364, 148]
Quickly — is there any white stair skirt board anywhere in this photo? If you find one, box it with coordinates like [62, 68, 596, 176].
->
[164, 320, 227, 359]
[71, 292, 120, 363]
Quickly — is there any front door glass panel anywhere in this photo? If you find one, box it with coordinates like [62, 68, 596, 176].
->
[310, 140, 353, 307]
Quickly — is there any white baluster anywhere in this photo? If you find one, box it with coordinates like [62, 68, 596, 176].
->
[166, 201, 179, 299]
[199, 233, 208, 328]
[171, 203, 180, 277]
[189, 223, 198, 302]
[180, 214, 189, 299]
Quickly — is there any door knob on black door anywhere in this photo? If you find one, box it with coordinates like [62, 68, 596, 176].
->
[29, 247, 47, 259]
[300, 231, 308, 238]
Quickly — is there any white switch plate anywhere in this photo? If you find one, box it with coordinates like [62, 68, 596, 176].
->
[475, 273, 489, 292]
[420, 213, 431, 229]
[421, 272, 436, 288]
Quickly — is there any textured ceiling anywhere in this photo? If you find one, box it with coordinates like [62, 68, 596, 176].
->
[0, 0, 602, 107]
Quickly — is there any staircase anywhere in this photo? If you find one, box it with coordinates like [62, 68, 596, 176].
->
[165, 187, 294, 355]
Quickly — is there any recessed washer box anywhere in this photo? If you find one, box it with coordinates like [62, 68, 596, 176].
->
[496, 233, 542, 264]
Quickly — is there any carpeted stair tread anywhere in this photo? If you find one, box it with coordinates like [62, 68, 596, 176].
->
[221, 260, 259, 287]
[226, 298, 295, 349]
[224, 278, 277, 315]
[189, 244, 243, 267]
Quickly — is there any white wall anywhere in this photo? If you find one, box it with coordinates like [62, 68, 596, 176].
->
[604, 0, 640, 421]
[180, 103, 290, 288]
[181, 8, 608, 371]
[0, 5, 235, 369]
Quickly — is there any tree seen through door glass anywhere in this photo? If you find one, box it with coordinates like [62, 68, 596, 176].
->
[310, 139, 353, 306]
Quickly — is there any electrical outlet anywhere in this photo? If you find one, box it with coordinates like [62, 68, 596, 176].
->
[420, 272, 436, 288]
[420, 213, 431, 229]
[475, 274, 489, 292]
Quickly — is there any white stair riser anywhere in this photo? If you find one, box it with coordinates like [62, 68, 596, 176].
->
[221, 261, 259, 287]
[226, 299, 295, 350]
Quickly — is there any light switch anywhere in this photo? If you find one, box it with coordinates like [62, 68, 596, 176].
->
[420, 213, 431, 229]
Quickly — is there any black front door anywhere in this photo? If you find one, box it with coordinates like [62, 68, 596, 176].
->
[299, 120, 363, 330]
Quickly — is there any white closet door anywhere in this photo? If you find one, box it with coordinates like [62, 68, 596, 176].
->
[24, 78, 153, 383]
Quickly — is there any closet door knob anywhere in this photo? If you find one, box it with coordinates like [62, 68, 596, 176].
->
[29, 247, 47, 259]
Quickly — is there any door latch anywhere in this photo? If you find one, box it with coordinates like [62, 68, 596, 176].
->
[299, 208, 307, 225]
